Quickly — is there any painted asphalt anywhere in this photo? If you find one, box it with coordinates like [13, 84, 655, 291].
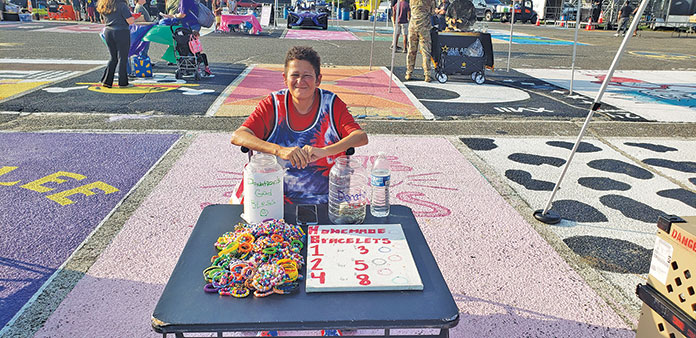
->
[517, 69, 696, 123]
[463, 136, 696, 316]
[1, 17, 695, 338]
[0, 65, 243, 114]
[0, 132, 180, 328]
[31, 135, 632, 337]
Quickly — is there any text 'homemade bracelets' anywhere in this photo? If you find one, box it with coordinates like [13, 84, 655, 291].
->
[203, 219, 306, 298]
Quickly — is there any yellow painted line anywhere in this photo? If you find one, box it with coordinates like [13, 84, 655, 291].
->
[0, 80, 50, 100]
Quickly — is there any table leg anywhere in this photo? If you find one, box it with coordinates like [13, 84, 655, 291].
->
[385, 328, 390, 336]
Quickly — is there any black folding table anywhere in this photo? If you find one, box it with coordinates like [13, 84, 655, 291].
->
[151, 204, 459, 337]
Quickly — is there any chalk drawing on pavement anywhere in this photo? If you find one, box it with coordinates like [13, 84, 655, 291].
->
[0, 132, 180, 329]
[488, 29, 590, 45]
[0, 166, 120, 206]
[42, 73, 202, 95]
[33, 134, 634, 337]
[516, 69, 696, 123]
[0, 70, 81, 100]
[284, 28, 359, 40]
[628, 51, 696, 61]
[35, 23, 105, 34]
[409, 80, 530, 104]
[463, 136, 696, 308]
[213, 65, 425, 119]
[590, 74, 696, 110]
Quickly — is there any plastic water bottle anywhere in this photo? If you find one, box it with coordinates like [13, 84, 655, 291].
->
[370, 152, 390, 217]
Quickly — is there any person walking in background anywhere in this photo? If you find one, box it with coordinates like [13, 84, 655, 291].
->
[86, 0, 98, 22]
[591, 0, 601, 23]
[434, 0, 448, 31]
[212, 0, 222, 31]
[614, 1, 633, 36]
[405, 0, 436, 82]
[97, 0, 134, 88]
[71, 0, 83, 21]
[391, 0, 410, 52]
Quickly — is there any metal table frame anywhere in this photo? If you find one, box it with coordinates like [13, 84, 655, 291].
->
[151, 204, 459, 337]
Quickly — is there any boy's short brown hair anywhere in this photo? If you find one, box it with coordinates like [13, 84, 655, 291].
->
[284, 46, 321, 77]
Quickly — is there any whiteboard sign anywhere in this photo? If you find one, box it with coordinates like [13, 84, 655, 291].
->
[306, 224, 423, 292]
[260, 4, 272, 26]
[649, 236, 673, 285]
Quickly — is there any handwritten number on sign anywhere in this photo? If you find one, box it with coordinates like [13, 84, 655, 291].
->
[311, 258, 323, 270]
[357, 245, 369, 254]
[311, 271, 326, 284]
[310, 245, 323, 256]
[356, 274, 371, 285]
[354, 260, 368, 271]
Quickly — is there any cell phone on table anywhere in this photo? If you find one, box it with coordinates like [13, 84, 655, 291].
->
[296, 204, 318, 225]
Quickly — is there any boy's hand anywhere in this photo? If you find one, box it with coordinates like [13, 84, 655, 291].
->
[302, 145, 330, 163]
[278, 146, 311, 169]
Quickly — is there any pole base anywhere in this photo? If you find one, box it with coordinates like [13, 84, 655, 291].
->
[533, 209, 562, 224]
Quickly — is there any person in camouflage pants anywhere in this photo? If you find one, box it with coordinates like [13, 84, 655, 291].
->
[405, 0, 436, 82]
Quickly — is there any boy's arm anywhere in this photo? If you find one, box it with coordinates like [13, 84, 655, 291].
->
[302, 129, 368, 162]
[231, 127, 313, 169]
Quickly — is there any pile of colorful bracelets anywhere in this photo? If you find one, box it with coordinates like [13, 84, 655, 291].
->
[203, 219, 306, 298]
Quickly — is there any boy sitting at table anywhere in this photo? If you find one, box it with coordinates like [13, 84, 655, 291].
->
[230, 46, 368, 206]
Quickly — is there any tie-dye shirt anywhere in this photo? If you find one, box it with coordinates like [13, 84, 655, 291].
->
[242, 88, 361, 204]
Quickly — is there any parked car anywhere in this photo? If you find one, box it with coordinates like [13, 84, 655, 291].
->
[498, 0, 538, 23]
[472, 0, 496, 21]
[287, 0, 328, 29]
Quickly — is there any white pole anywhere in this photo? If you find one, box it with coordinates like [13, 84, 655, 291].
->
[506, 1, 516, 71]
[274, 0, 278, 27]
[538, 0, 650, 218]
[388, 0, 400, 92]
[569, 0, 581, 94]
[369, 1, 378, 70]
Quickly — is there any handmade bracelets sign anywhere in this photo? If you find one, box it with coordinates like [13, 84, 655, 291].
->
[306, 224, 423, 292]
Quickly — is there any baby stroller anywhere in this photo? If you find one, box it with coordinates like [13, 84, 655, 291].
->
[171, 26, 205, 80]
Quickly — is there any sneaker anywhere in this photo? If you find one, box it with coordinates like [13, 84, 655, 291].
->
[424, 75, 431, 83]
[613, 33, 619, 36]
[118, 84, 132, 88]
[404, 73, 412, 81]
[204, 67, 213, 76]
[101, 83, 112, 88]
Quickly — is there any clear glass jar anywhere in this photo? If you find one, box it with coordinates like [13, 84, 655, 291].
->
[243, 153, 284, 223]
[328, 156, 369, 224]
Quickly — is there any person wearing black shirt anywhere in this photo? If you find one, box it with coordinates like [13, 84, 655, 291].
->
[97, 0, 135, 88]
[614, 1, 634, 36]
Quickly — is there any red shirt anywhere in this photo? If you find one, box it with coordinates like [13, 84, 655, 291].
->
[242, 90, 362, 140]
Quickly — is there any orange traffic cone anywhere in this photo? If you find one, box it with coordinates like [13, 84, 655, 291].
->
[598, 11, 604, 24]
[586, 18, 593, 30]
[560, 15, 565, 27]
[27, 0, 33, 13]
[535, 17, 540, 26]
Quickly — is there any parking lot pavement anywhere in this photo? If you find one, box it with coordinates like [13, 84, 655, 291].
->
[24, 134, 632, 337]
[0, 132, 180, 329]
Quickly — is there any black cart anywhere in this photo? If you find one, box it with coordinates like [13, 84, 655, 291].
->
[430, 30, 494, 84]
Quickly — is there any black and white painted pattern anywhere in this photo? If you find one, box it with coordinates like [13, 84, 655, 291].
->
[462, 136, 696, 307]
